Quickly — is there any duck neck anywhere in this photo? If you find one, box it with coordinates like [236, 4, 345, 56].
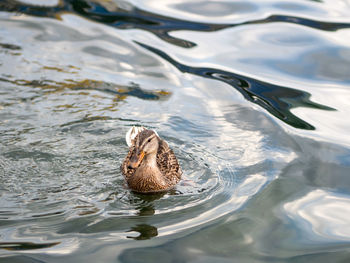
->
[130, 151, 168, 192]
[142, 152, 158, 169]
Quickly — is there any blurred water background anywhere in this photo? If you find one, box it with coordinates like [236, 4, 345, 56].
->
[1, 0, 350, 262]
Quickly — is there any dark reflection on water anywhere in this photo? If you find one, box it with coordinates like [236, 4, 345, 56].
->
[0, 242, 60, 251]
[0, 43, 21, 50]
[1, 0, 350, 48]
[137, 42, 334, 130]
[0, 78, 171, 101]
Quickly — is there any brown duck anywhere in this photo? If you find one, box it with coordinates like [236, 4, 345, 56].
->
[121, 126, 182, 193]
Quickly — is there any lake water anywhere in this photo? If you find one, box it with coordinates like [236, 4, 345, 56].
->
[1, 0, 350, 262]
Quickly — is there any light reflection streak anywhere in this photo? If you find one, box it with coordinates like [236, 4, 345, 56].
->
[158, 173, 267, 237]
[130, 0, 350, 24]
[284, 189, 350, 242]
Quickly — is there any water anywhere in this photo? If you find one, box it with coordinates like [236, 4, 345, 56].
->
[1, 0, 350, 262]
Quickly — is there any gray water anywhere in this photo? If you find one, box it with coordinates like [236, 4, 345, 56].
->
[1, 0, 350, 262]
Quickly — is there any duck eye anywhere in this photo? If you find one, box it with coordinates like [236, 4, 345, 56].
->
[147, 138, 152, 143]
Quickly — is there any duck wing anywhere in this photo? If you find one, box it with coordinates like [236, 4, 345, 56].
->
[121, 145, 136, 179]
[156, 139, 182, 184]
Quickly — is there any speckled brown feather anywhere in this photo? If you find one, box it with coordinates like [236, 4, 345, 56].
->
[156, 139, 182, 185]
[121, 129, 182, 193]
[121, 144, 136, 180]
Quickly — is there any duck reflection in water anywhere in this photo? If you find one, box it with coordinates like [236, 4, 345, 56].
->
[127, 193, 164, 240]
[127, 224, 158, 240]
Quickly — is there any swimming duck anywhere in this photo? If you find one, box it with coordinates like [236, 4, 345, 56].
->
[121, 126, 182, 193]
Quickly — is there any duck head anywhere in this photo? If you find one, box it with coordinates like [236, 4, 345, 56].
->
[128, 129, 159, 169]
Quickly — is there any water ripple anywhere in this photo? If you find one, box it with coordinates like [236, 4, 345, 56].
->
[1, 0, 350, 48]
[283, 189, 350, 243]
[1, 0, 350, 261]
[136, 41, 335, 130]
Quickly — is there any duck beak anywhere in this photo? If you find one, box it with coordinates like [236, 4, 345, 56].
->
[128, 150, 145, 169]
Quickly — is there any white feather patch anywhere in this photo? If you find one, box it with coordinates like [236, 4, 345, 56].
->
[125, 126, 145, 147]
[152, 129, 159, 138]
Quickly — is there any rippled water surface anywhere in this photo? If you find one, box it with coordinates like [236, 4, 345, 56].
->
[1, 0, 350, 262]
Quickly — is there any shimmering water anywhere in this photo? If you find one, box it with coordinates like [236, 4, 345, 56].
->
[1, 0, 350, 262]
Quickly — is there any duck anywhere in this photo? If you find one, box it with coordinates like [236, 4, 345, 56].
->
[121, 126, 182, 193]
